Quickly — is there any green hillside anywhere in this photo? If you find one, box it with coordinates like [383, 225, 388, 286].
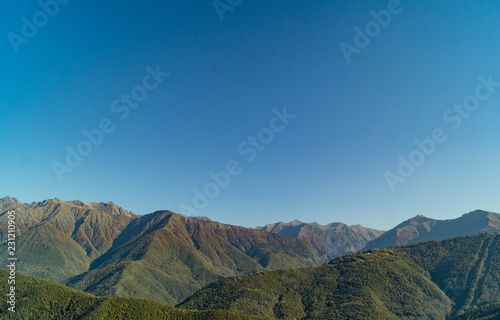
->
[179, 233, 500, 319]
[0, 269, 260, 320]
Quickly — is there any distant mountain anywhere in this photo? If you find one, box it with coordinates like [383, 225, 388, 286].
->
[179, 233, 500, 319]
[0, 269, 257, 320]
[364, 210, 500, 250]
[260, 220, 384, 258]
[0, 197, 135, 282]
[68, 210, 327, 305]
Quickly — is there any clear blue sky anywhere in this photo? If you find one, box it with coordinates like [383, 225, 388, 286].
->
[2, 0, 500, 230]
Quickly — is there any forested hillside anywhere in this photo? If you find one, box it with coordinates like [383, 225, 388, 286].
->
[180, 233, 500, 319]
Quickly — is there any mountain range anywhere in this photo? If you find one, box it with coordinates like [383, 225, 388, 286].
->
[3, 196, 500, 318]
[3, 234, 500, 319]
[0, 197, 326, 305]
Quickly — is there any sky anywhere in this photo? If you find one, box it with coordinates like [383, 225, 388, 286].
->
[1, 0, 500, 230]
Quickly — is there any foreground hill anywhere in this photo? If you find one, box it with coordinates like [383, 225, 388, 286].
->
[0, 269, 258, 320]
[0, 197, 135, 282]
[364, 210, 500, 250]
[67, 210, 326, 305]
[179, 233, 500, 319]
[260, 220, 384, 258]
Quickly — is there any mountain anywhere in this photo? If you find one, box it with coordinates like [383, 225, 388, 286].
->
[179, 233, 500, 319]
[260, 220, 384, 258]
[0, 197, 327, 307]
[364, 210, 500, 250]
[67, 210, 327, 305]
[0, 197, 135, 283]
[0, 269, 258, 320]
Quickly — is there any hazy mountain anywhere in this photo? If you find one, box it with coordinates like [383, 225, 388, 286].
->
[260, 220, 384, 258]
[179, 233, 500, 319]
[67, 210, 327, 305]
[0, 269, 257, 320]
[0, 197, 135, 282]
[364, 210, 500, 250]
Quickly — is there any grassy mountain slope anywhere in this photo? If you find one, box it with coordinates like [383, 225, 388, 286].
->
[454, 303, 500, 320]
[0, 269, 260, 320]
[364, 210, 500, 250]
[67, 210, 327, 305]
[261, 220, 384, 258]
[180, 233, 500, 319]
[0, 197, 135, 283]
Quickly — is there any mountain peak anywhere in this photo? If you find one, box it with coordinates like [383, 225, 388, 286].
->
[413, 214, 431, 219]
[1, 195, 22, 203]
[463, 209, 490, 217]
[0, 196, 23, 210]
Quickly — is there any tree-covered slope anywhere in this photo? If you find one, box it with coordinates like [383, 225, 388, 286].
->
[67, 210, 327, 305]
[0, 269, 260, 320]
[454, 303, 500, 320]
[179, 234, 500, 319]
